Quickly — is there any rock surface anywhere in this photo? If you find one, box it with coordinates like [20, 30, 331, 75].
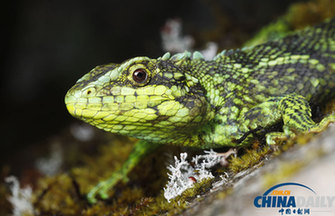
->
[184, 125, 335, 216]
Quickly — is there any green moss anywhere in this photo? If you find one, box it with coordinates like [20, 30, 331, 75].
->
[177, 178, 214, 202]
[11, 114, 333, 215]
[32, 174, 82, 215]
[228, 145, 271, 173]
[244, 0, 335, 47]
[324, 98, 335, 115]
[0, 166, 11, 216]
[286, 0, 335, 29]
[244, 19, 290, 47]
[0, 181, 11, 216]
[24, 135, 178, 215]
[28, 120, 332, 215]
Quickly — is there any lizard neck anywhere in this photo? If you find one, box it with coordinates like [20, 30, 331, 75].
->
[180, 56, 248, 109]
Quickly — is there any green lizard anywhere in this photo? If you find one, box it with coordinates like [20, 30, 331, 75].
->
[65, 18, 335, 203]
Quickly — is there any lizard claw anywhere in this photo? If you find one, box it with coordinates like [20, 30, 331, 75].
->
[309, 114, 335, 133]
[87, 180, 114, 204]
[86, 172, 128, 204]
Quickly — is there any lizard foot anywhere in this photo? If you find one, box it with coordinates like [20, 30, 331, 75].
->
[309, 114, 335, 133]
[216, 148, 237, 166]
[266, 114, 335, 145]
[265, 125, 295, 145]
[87, 172, 129, 204]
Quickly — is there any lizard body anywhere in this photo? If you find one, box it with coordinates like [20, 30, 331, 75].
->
[65, 18, 335, 203]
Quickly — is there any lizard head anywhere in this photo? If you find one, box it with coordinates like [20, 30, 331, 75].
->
[65, 53, 214, 144]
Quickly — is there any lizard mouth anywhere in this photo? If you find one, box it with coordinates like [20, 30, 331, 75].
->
[64, 87, 81, 118]
[64, 84, 172, 122]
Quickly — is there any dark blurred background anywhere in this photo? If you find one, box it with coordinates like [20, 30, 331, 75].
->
[2, 0, 303, 165]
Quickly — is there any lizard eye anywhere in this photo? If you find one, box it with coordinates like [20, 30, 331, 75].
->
[133, 69, 148, 83]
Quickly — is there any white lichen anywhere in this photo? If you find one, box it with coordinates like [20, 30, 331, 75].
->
[161, 19, 194, 53]
[5, 176, 34, 216]
[35, 142, 63, 176]
[200, 42, 218, 60]
[164, 149, 232, 202]
[160, 19, 218, 60]
[70, 123, 95, 141]
[211, 173, 230, 193]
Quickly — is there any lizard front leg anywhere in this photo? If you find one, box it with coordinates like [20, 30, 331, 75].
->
[87, 140, 161, 203]
[266, 94, 335, 144]
[240, 93, 335, 145]
[201, 97, 282, 147]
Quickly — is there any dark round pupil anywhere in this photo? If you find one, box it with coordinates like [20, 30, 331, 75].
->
[133, 69, 147, 83]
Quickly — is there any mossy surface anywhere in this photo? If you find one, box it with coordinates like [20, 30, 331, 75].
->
[244, 0, 335, 47]
[5, 125, 332, 215]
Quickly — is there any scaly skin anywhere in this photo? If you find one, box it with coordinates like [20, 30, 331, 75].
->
[65, 18, 335, 203]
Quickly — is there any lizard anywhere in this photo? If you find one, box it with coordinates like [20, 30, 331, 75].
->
[65, 18, 335, 203]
